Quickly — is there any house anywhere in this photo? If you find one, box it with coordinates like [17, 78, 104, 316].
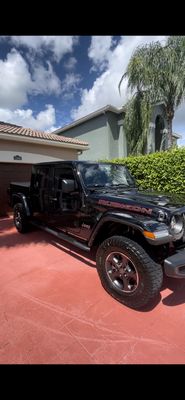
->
[0, 121, 89, 216]
[53, 105, 126, 161]
[53, 104, 181, 161]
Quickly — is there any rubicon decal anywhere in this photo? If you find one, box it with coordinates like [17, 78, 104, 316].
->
[98, 199, 153, 215]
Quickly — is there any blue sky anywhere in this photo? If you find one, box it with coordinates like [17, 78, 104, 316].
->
[0, 35, 185, 144]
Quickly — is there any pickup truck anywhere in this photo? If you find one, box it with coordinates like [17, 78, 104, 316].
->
[8, 160, 185, 309]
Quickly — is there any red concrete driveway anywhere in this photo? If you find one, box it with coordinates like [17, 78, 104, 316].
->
[1, 216, 185, 364]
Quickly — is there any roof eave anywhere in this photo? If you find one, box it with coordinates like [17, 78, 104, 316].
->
[53, 105, 125, 135]
[172, 132, 182, 139]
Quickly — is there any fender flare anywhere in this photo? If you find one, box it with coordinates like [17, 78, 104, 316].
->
[12, 193, 31, 217]
[88, 212, 144, 247]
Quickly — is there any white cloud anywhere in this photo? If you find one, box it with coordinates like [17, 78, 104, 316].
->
[71, 36, 167, 120]
[0, 49, 61, 110]
[64, 56, 77, 71]
[0, 49, 32, 109]
[31, 61, 61, 95]
[61, 73, 82, 99]
[88, 36, 115, 72]
[4, 36, 79, 62]
[0, 104, 56, 131]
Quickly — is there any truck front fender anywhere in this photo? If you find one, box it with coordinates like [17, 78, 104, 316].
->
[88, 212, 144, 247]
[88, 211, 170, 247]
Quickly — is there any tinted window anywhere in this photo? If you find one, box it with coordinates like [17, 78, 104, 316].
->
[34, 167, 50, 190]
[55, 167, 76, 190]
[78, 163, 134, 187]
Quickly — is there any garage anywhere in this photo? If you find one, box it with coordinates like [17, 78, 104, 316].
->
[0, 121, 89, 216]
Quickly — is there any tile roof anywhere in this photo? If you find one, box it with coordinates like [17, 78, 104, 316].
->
[0, 121, 88, 146]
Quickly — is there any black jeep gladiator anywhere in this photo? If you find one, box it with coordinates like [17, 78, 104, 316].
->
[8, 161, 185, 309]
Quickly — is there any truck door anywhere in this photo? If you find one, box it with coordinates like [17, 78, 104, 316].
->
[31, 165, 51, 217]
[48, 165, 81, 235]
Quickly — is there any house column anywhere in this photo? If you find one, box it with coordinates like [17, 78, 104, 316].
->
[147, 122, 155, 153]
[118, 120, 127, 158]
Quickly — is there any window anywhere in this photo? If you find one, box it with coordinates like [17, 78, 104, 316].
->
[78, 163, 135, 188]
[33, 167, 50, 192]
[55, 167, 75, 190]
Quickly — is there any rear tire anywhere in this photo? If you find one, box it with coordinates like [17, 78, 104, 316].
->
[13, 203, 29, 233]
[96, 235, 163, 310]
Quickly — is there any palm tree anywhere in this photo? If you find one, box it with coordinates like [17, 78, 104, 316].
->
[119, 36, 185, 152]
[122, 90, 151, 155]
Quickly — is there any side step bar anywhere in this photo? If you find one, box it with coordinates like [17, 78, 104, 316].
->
[31, 221, 90, 252]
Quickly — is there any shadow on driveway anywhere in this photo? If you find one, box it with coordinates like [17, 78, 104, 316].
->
[1, 217, 185, 310]
[0, 217, 96, 269]
[162, 276, 185, 306]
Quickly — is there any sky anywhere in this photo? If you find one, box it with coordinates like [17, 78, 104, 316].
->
[0, 35, 185, 145]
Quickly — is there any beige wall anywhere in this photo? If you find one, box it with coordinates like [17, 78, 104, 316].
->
[0, 139, 78, 164]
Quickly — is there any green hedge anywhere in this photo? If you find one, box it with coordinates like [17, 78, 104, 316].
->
[103, 147, 185, 194]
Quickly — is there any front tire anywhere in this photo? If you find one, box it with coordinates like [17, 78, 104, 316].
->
[96, 236, 163, 310]
[13, 203, 29, 233]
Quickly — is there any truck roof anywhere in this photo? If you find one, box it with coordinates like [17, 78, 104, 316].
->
[34, 160, 121, 167]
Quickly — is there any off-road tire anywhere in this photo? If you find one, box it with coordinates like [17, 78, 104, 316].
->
[96, 235, 163, 310]
[13, 203, 30, 233]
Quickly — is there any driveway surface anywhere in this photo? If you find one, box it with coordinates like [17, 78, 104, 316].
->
[1, 216, 185, 364]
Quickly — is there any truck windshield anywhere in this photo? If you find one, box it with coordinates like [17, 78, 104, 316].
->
[78, 163, 135, 188]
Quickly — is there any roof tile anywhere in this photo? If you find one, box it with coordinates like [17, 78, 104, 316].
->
[0, 121, 88, 146]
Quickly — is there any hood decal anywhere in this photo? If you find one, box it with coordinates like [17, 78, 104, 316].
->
[98, 199, 152, 216]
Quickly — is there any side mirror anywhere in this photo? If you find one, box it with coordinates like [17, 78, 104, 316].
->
[62, 179, 75, 193]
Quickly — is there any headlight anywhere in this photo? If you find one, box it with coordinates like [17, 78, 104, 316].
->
[170, 215, 184, 236]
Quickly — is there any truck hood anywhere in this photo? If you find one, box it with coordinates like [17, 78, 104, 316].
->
[123, 189, 185, 208]
[90, 188, 185, 217]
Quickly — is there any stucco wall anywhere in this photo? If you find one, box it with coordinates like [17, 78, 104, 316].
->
[59, 114, 109, 161]
[106, 112, 120, 159]
[0, 139, 78, 164]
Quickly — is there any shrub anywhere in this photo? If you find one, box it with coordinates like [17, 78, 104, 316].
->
[102, 147, 185, 194]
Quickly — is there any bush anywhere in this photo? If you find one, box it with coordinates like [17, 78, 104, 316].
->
[103, 147, 185, 194]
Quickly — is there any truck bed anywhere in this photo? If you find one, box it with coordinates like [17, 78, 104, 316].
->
[9, 181, 30, 197]
[10, 181, 30, 188]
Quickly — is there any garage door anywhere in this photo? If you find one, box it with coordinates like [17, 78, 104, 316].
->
[0, 163, 32, 216]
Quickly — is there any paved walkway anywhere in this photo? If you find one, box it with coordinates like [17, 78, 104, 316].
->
[1, 216, 185, 364]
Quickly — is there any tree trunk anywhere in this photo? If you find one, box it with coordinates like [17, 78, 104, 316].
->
[166, 109, 174, 149]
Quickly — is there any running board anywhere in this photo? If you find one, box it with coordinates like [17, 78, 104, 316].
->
[31, 221, 90, 252]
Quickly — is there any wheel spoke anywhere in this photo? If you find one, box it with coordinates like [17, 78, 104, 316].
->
[107, 269, 120, 280]
[127, 269, 137, 278]
[120, 255, 130, 267]
[108, 253, 128, 269]
[108, 254, 121, 269]
[121, 276, 131, 291]
[16, 213, 21, 222]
